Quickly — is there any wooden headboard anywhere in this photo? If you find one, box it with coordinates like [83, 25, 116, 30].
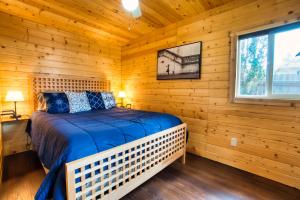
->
[31, 74, 110, 110]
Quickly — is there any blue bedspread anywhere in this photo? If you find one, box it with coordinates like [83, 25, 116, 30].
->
[28, 108, 182, 200]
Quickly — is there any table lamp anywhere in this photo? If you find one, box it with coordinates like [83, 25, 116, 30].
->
[118, 91, 126, 107]
[4, 90, 24, 119]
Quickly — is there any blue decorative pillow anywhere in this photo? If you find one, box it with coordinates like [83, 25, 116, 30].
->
[101, 92, 116, 109]
[65, 91, 91, 113]
[43, 92, 70, 114]
[86, 91, 105, 110]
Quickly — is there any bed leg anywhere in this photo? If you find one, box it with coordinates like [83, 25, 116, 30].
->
[181, 153, 186, 165]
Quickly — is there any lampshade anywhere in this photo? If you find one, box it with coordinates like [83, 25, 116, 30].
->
[118, 91, 126, 98]
[5, 91, 24, 102]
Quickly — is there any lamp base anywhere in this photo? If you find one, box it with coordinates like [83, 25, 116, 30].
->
[10, 114, 21, 119]
[1, 103, 21, 120]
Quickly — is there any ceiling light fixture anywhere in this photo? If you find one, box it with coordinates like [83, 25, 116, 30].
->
[121, 0, 139, 12]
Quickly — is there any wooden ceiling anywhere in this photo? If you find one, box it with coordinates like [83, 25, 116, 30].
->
[0, 0, 236, 45]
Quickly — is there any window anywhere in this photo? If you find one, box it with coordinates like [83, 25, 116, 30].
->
[235, 22, 300, 100]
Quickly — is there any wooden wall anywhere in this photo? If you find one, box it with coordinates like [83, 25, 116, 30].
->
[0, 93, 2, 184]
[0, 12, 121, 115]
[122, 0, 300, 189]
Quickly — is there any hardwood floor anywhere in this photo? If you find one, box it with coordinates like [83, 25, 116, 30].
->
[0, 151, 45, 200]
[0, 151, 299, 200]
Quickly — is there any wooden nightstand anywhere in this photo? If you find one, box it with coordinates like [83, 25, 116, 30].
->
[1, 115, 31, 156]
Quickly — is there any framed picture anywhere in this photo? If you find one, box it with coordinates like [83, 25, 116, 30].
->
[157, 42, 202, 80]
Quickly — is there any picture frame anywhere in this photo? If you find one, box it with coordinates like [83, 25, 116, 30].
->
[157, 42, 202, 80]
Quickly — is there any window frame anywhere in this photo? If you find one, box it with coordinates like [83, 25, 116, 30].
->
[230, 21, 300, 106]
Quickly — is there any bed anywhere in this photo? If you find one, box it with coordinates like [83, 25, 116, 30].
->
[28, 75, 187, 200]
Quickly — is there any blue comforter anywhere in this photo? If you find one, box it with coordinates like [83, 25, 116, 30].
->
[28, 108, 182, 200]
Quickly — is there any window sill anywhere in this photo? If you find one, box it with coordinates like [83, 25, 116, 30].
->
[231, 97, 300, 107]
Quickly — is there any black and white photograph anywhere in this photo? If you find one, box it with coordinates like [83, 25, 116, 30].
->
[157, 42, 202, 80]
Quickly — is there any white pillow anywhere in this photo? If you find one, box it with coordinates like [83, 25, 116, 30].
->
[65, 91, 91, 113]
[101, 92, 116, 109]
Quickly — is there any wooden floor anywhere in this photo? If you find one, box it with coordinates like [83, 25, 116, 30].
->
[0, 151, 300, 200]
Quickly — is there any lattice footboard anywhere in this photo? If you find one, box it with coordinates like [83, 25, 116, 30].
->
[65, 123, 187, 200]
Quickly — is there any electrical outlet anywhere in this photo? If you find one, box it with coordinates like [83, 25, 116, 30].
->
[230, 137, 238, 147]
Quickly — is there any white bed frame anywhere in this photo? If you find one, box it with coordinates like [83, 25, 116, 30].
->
[31, 74, 187, 200]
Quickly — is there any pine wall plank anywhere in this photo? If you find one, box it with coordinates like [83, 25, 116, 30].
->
[0, 90, 2, 184]
[122, 0, 300, 189]
[0, 12, 122, 115]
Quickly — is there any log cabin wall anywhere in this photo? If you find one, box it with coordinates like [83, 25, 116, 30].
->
[0, 12, 121, 115]
[122, 0, 300, 189]
[0, 92, 2, 184]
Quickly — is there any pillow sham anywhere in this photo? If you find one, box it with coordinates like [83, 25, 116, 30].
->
[101, 92, 116, 109]
[86, 91, 106, 110]
[65, 91, 91, 113]
[43, 92, 70, 114]
[37, 91, 65, 112]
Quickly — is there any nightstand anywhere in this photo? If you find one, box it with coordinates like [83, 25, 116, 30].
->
[1, 115, 31, 156]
